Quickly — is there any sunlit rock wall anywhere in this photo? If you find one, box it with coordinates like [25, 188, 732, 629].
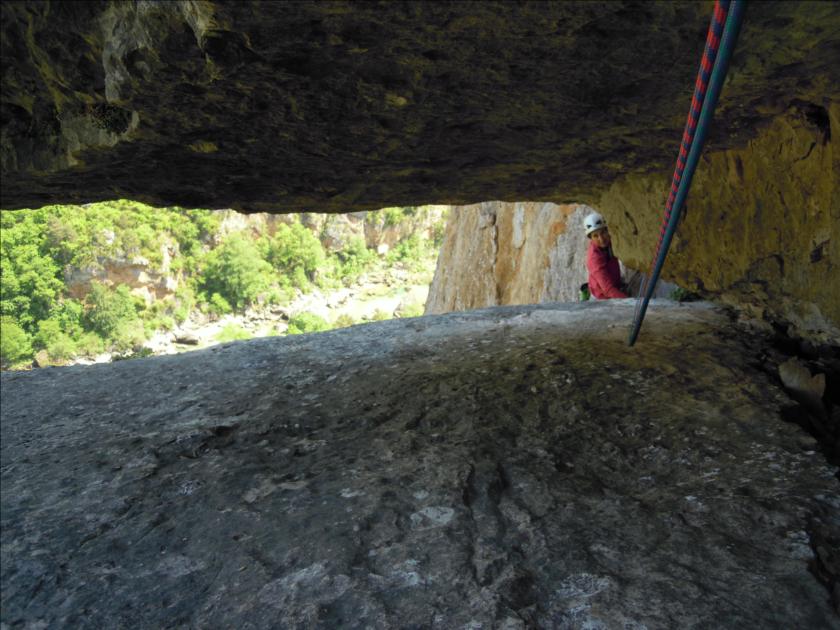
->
[424, 202, 586, 314]
[425, 202, 675, 315]
[599, 104, 840, 342]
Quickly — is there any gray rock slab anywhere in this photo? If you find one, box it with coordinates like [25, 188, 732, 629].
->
[2, 301, 838, 628]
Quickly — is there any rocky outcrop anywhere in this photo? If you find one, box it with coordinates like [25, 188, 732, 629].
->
[2, 302, 838, 627]
[599, 104, 840, 343]
[425, 202, 674, 315]
[65, 244, 180, 304]
[426, 202, 584, 313]
[215, 210, 294, 242]
[2, 2, 837, 212]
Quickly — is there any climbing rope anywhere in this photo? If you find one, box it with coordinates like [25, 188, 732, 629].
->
[628, 0, 746, 346]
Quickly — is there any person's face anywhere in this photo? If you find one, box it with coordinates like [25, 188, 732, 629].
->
[590, 227, 611, 248]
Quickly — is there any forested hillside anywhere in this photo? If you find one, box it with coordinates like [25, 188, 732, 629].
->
[1, 202, 445, 369]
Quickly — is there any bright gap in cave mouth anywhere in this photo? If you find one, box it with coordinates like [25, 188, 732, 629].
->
[1, 201, 448, 369]
[1, 199, 686, 370]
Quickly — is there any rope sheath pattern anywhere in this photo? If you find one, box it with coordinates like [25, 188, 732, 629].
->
[629, 0, 745, 346]
[635, 0, 729, 323]
[660, 1, 729, 254]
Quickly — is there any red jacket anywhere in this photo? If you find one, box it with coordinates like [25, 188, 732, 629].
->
[587, 241, 628, 299]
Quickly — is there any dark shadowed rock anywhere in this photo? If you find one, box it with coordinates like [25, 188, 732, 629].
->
[2, 2, 838, 213]
[173, 331, 200, 346]
[2, 301, 838, 628]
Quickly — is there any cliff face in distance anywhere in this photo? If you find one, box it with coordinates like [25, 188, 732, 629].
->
[426, 202, 586, 314]
[424, 202, 676, 315]
[1, 1, 838, 336]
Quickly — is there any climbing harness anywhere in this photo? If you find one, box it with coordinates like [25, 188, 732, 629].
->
[628, 0, 746, 346]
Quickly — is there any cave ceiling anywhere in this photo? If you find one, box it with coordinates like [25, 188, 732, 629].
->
[1, 1, 838, 212]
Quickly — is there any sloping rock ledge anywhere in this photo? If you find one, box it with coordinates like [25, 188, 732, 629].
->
[1, 301, 838, 628]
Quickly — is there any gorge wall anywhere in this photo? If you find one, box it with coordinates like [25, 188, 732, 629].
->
[62, 207, 443, 306]
[424, 202, 675, 315]
[426, 202, 585, 314]
[2, 1, 838, 341]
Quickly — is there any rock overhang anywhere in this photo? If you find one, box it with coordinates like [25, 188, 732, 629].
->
[0, 1, 837, 212]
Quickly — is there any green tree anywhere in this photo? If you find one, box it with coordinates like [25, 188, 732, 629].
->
[386, 234, 429, 271]
[336, 237, 376, 285]
[109, 319, 147, 354]
[215, 323, 252, 343]
[1, 211, 64, 332]
[49, 299, 85, 339]
[201, 235, 273, 310]
[265, 223, 326, 290]
[287, 312, 331, 335]
[33, 318, 77, 363]
[83, 283, 140, 340]
[208, 292, 233, 316]
[0, 316, 33, 367]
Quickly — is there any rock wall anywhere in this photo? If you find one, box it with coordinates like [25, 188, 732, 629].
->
[425, 202, 673, 315]
[426, 202, 583, 314]
[65, 241, 180, 305]
[3, 2, 838, 213]
[598, 104, 840, 343]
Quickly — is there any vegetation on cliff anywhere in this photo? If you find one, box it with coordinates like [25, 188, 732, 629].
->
[0, 201, 445, 369]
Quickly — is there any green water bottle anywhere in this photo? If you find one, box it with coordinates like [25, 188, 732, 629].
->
[579, 283, 590, 301]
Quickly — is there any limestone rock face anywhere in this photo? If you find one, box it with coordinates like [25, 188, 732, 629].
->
[2, 2, 837, 213]
[426, 202, 585, 313]
[425, 202, 673, 315]
[599, 104, 840, 342]
[64, 247, 179, 305]
[1, 302, 837, 627]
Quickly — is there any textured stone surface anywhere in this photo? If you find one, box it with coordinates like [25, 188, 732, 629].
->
[425, 202, 674, 315]
[2, 302, 838, 627]
[426, 201, 585, 313]
[2, 1, 838, 212]
[599, 104, 840, 343]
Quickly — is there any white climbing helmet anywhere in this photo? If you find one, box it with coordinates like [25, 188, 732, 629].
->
[584, 212, 607, 236]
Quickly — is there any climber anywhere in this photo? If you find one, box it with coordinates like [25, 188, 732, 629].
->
[584, 212, 628, 299]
